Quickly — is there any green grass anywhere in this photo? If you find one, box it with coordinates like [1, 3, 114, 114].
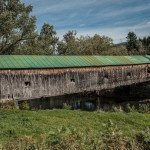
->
[0, 109, 150, 145]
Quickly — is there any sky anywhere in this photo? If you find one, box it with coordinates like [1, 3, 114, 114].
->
[23, 0, 150, 43]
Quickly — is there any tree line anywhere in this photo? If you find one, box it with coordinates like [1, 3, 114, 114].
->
[0, 0, 150, 55]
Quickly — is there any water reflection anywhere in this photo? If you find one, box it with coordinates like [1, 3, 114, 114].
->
[18, 82, 150, 111]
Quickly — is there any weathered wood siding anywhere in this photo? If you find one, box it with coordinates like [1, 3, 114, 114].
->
[0, 64, 150, 101]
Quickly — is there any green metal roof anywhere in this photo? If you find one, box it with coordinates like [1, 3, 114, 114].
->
[0, 55, 150, 69]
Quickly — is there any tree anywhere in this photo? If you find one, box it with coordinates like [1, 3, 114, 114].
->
[14, 33, 40, 55]
[77, 34, 113, 55]
[57, 30, 79, 55]
[101, 45, 128, 55]
[139, 36, 150, 54]
[136, 40, 146, 55]
[126, 32, 138, 54]
[0, 0, 37, 54]
[14, 23, 59, 55]
[38, 23, 58, 55]
[58, 32, 113, 55]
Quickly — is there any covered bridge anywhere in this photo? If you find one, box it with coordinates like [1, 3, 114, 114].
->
[0, 55, 150, 101]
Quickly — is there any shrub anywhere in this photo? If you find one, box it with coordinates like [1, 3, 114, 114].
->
[19, 101, 30, 110]
[4, 136, 37, 150]
[136, 128, 150, 150]
[125, 103, 136, 112]
[111, 105, 123, 112]
[62, 103, 72, 110]
[0, 100, 18, 109]
[99, 120, 127, 149]
[138, 104, 150, 113]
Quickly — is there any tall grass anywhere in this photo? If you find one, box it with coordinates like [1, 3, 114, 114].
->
[2, 123, 150, 150]
[0, 101, 149, 149]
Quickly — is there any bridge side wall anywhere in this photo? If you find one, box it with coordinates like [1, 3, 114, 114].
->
[0, 64, 150, 101]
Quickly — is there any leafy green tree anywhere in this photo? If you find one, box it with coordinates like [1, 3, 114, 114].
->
[102, 45, 128, 55]
[58, 33, 113, 55]
[57, 30, 79, 55]
[38, 23, 58, 55]
[14, 23, 58, 55]
[126, 32, 138, 54]
[139, 36, 150, 54]
[63, 30, 77, 43]
[0, 0, 37, 54]
[79, 34, 113, 55]
[15, 34, 40, 55]
[136, 40, 146, 55]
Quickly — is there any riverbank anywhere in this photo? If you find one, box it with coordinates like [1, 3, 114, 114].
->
[0, 109, 150, 149]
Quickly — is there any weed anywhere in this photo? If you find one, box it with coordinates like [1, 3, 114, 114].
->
[0, 109, 149, 149]
[19, 101, 30, 110]
[138, 104, 150, 113]
[136, 128, 150, 150]
[0, 100, 17, 109]
[62, 103, 72, 110]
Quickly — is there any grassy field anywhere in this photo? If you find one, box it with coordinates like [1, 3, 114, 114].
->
[0, 108, 150, 149]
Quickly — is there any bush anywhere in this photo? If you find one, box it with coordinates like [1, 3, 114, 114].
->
[0, 100, 18, 109]
[62, 103, 72, 110]
[19, 101, 30, 110]
[136, 128, 150, 150]
[138, 104, 150, 113]
[4, 136, 37, 150]
[99, 120, 129, 149]
[111, 105, 123, 112]
[125, 103, 136, 112]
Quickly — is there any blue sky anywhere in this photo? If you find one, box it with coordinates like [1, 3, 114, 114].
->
[23, 0, 150, 43]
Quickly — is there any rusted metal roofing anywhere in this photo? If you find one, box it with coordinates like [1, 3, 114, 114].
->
[0, 55, 150, 69]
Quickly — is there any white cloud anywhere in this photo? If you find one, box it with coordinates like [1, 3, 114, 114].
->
[79, 24, 86, 27]
[103, 3, 150, 18]
[23, 0, 150, 44]
[32, 0, 102, 15]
